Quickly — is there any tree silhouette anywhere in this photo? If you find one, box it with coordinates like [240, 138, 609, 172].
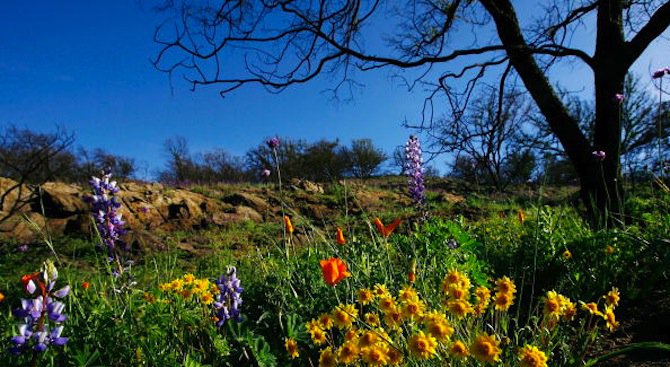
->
[153, 0, 670, 223]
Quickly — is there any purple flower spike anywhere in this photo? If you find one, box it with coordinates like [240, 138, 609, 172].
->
[614, 93, 624, 103]
[404, 135, 426, 207]
[266, 137, 280, 149]
[8, 260, 69, 356]
[592, 150, 606, 161]
[86, 172, 128, 259]
[213, 266, 243, 326]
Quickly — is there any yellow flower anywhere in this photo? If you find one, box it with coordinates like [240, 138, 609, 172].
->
[495, 276, 516, 295]
[446, 299, 473, 318]
[602, 305, 619, 332]
[387, 347, 404, 365]
[319, 347, 337, 367]
[360, 344, 389, 366]
[169, 279, 184, 291]
[310, 327, 327, 345]
[493, 292, 515, 312]
[604, 287, 620, 308]
[441, 269, 470, 293]
[543, 291, 563, 320]
[183, 273, 196, 284]
[344, 328, 360, 342]
[357, 288, 375, 305]
[338, 341, 360, 365]
[471, 333, 502, 364]
[319, 313, 334, 330]
[398, 285, 418, 302]
[364, 312, 380, 327]
[195, 279, 211, 294]
[518, 345, 548, 367]
[408, 331, 438, 360]
[474, 286, 491, 315]
[285, 338, 299, 359]
[426, 318, 454, 342]
[358, 329, 383, 348]
[562, 299, 577, 321]
[378, 296, 396, 314]
[447, 284, 470, 300]
[158, 283, 171, 292]
[562, 249, 572, 260]
[383, 307, 403, 329]
[605, 245, 615, 254]
[450, 340, 469, 358]
[306, 319, 322, 333]
[373, 284, 390, 298]
[143, 292, 156, 303]
[401, 298, 425, 321]
[581, 301, 602, 317]
[332, 304, 358, 329]
[201, 293, 214, 305]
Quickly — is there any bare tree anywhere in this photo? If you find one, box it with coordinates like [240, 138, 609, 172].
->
[153, 0, 670, 222]
[439, 86, 531, 190]
[0, 125, 75, 224]
[342, 138, 387, 179]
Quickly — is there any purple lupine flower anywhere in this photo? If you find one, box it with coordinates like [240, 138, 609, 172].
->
[84, 172, 128, 259]
[266, 137, 280, 149]
[404, 135, 425, 207]
[9, 260, 69, 356]
[17, 244, 29, 253]
[592, 150, 606, 161]
[213, 266, 243, 327]
[614, 93, 624, 103]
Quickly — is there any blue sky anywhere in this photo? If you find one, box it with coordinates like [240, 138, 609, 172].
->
[0, 1, 667, 179]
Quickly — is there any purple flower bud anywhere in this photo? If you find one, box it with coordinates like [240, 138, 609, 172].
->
[266, 137, 280, 149]
[614, 93, 624, 103]
[52, 286, 70, 298]
[592, 150, 606, 161]
[26, 280, 36, 294]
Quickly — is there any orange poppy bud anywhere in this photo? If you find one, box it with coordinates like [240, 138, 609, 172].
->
[82, 281, 91, 290]
[336, 227, 346, 245]
[0, 291, 5, 303]
[284, 215, 294, 235]
[517, 209, 525, 224]
[319, 258, 351, 287]
[408, 260, 417, 283]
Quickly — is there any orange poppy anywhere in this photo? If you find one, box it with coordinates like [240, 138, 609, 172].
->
[336, 227, 346, 245]
[284, 215, 294, 235]
[82, 281, 91, 290]
[319, 258, 351, 286]
[373, 218, 401, 238]
[517, 209, 525, 224]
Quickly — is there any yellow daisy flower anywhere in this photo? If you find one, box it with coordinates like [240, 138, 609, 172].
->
[471, 333, 502, 364]
[602, 305, 619, 332]
[450, 340, 469, 358]
[493, 292, 515, 312]
[408, 331, 438, 360]
[494, 276, 516, 295]
[310, 327, 327, 345]
[446, 299, 473, 318]
[364, 312, 380, 327]
[604, 287, 620, 308]
[360, 344, 389, 367]
[319, 313, 334, 330]
[387, 347, 404, 365]
[338, 341, 360, 365]
[183, 273, 196, 284]
[378, 296, 396, 314]
[373, 284, 390, 298]
[332, 304, 358, 329]
[398, 285, 418, 302]
[401, 298, 426, 321]
[357, 288, 375, 305]
[518, 345, 548, 367]
[284, 338, 299, 359]
[319, 347, 337, 367]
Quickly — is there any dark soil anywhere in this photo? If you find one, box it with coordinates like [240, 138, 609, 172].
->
[595, 289, 670, 366]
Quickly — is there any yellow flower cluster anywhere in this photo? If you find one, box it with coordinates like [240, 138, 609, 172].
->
[493, 276, 516, 312]
[158, 273, 218, 305]
[542, 291, 576, 328]
[291, 271, 621, 366]
[579, 287, 620, 332]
